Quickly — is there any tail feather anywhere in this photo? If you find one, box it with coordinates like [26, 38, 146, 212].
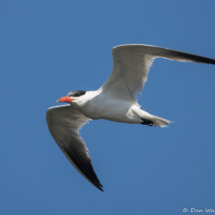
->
[152, 116, 172, 127]
[138, 109, 172, 128]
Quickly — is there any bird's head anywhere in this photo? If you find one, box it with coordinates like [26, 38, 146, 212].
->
[57, 90, 86, 103]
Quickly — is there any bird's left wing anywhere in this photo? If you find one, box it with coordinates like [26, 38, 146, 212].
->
[46, 105, 103, 191]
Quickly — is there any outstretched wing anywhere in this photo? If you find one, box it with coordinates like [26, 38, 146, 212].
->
[46, 105, 103, 191]
[101, 44, 215, 102]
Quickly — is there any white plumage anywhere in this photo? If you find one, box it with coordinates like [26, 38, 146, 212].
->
[46, 44, 215, 191]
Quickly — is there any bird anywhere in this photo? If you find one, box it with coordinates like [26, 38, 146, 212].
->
[46, 44, 215, 191]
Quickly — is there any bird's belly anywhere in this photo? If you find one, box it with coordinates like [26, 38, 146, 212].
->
[82, 99, 141, 124]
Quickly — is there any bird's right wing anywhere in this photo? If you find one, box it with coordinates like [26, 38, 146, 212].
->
[46, 105, 103, 191]
[101, 44, 215, 102]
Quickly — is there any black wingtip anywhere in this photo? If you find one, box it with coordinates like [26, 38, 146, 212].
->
[93, 180, 104, 192]
[98, 186, 104, 192]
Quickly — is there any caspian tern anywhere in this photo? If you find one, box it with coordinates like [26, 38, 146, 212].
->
[46, 44, 215, 191]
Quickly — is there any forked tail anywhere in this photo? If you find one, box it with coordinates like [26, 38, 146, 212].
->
[141, 116, 171, 127]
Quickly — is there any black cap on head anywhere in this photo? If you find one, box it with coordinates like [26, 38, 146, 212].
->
[68, 90, 86, 97]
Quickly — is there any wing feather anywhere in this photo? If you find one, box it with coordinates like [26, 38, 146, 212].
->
[46, 105, 103, 191]
[101, 44, 215, 102]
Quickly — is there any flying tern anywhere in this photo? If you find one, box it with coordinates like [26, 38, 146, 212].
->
[46, 44, 215, 191]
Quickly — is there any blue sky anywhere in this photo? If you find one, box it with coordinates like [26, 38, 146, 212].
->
[1, 1, 215, 214]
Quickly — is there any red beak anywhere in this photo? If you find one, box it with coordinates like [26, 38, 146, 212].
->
[57, 96, 74, 103]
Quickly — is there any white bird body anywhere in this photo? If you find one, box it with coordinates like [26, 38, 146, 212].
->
[46, 44, 215, 191]
[74, 90, 140, 123]
[72, 89, 166, 125]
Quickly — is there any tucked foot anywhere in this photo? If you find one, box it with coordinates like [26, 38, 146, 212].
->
[141, 118, 154, 126]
